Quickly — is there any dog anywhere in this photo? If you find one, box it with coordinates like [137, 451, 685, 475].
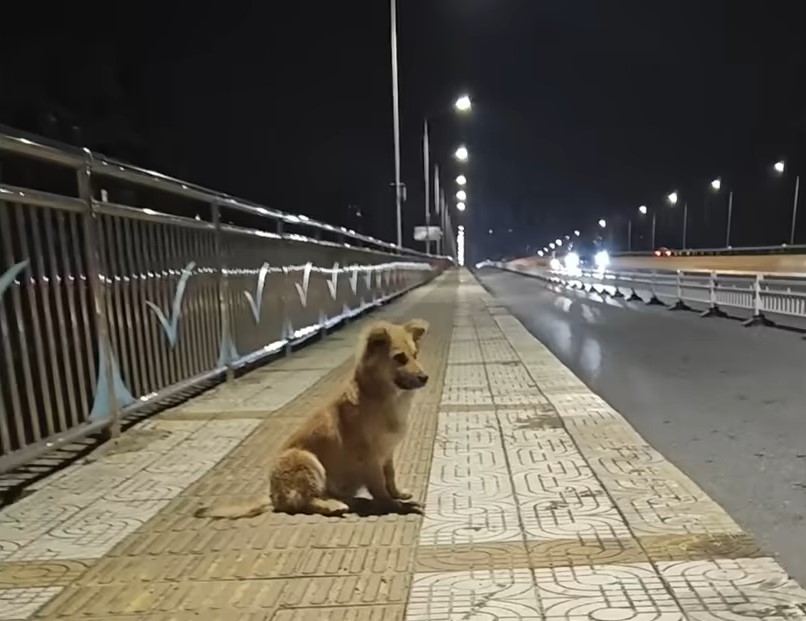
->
[194, 318, 429, 519]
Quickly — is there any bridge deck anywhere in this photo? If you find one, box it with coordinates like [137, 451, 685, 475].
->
[1, 270, 805, 620]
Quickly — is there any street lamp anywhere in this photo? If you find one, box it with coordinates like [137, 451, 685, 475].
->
[454, 94, 472, 112]
[456, 201, 466, 212]
[667, 191, 688, 249]
[454, 145, 469, 161]
[773, 160, 801, 244]
[710, 177, 734, 247]
[549, 242, 556, 249]
[422, 97, 473, 254]
[638, 205, 656, 249]
[598, 219, 607, 228]
[456, 190, 467, 201]
[456, 174, 467, 186]
[574, 230, 580, 236]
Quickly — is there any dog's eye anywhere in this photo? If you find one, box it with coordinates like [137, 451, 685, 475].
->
[393, 352, 408, 365]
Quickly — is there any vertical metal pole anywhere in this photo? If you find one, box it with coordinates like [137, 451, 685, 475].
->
[682, 202, 688, 249]
[790, 175, 800, 245]
[627, 219, 632, 252]
[390, 0, 403, 247]
[726, 190, 734, 248]
[423, 119, 430, 254]
[78, 149, 119, 438]
[212, 201, 234, 380]
[435, 173, 442, 255]
[440, 188, 447, 256]
[651, 213, 657, 249]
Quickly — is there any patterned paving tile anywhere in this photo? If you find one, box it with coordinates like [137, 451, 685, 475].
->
[533, 562, 684, 619]
[0, 587, 62, 620]
[406, 569, 541, 620]
[659, 557, 806, 620]
[8, 499, 171, 561]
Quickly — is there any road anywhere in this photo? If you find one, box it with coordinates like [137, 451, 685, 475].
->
[477, 267, 806, 584]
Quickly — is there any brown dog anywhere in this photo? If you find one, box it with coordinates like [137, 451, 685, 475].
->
[194, 318, 429, 519]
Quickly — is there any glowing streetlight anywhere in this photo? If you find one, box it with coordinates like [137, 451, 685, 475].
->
[456, 201, 466, 212]
[537, 250, 544, 257]
[549, 242, 556, 249]
[454, 94, 472, 112]
[454, 145, 469, 161]
[556, 239, 563, 247]
[456, 189, 467, 201]
[598, 219, 607, 228]
[574, 230, 580, 236]
[638, 205, 647, 215]
[774, 160, 785, 174]
[456, 174, 467, 186]
[667, 191, 678, 205]
[711, 178, 721, 191]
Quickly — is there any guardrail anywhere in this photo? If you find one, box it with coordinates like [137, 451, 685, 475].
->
[612, 243, 806, 258]
[496, 263, 806, 333]
[0, 131, 449, 472]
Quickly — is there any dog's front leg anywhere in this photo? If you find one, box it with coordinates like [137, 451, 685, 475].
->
[383, 458, 412, 501]
[365, 461, 421, 514]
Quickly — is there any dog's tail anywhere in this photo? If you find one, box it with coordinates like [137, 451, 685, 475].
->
[193, 494, 271, 520]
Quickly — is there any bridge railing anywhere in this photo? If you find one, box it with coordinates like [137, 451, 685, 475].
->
[496, 263, 806, 329]
[0, 131, 449, 472]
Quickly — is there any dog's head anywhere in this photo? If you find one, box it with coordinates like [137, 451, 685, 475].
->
[360, 319, 430, 390]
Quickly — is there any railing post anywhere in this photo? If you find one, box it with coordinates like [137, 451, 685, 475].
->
[646, 270, 664, 306]
[78, 148, 120, 438]
[669, 270, 691, 311]
[701, 271, 727, 318]
[743, 273, 775, 327]
[212, 201, 235, 381]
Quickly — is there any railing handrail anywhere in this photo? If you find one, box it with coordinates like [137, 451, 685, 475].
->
[0, 127, 438, 259]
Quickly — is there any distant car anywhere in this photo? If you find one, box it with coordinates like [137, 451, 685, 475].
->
[654, 247, 673, 257]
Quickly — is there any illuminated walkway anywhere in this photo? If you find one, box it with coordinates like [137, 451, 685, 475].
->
[1, 270, 805, 620]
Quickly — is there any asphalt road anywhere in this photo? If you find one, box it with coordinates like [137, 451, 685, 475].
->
[477, 267, 806, 583]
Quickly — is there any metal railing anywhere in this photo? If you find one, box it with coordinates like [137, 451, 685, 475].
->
[497, 263, 806, 330]
[0, 131, 449, 472]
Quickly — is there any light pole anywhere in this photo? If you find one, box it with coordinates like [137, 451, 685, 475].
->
[711, 178, 734, 247]
[668, 191, 688, 249]
[637, 205, 656, 250]
[422, 95, 471, 254]
[390, 0, 403, 247]
[774, 160, 801, 245]
[422, 119, 430, 253]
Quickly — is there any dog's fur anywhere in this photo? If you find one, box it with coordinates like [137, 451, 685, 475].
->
[194, 318, 429, 519]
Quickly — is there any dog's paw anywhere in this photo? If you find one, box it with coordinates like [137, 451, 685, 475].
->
[385, 498, 423, 515]
[397, 499, 424, 515]
[392, 489, 413, 501]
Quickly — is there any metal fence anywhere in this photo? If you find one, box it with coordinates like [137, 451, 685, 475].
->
[0, 132, 448, 472]
[497, 263, 806, 330]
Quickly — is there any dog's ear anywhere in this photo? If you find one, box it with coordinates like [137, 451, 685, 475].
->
[363, 323, 391, 354]
[403, 318, 429, 343]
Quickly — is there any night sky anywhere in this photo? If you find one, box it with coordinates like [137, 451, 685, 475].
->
[3, 1, 806, 261]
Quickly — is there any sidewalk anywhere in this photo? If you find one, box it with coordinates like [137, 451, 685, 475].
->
[1, 269, 805, 620]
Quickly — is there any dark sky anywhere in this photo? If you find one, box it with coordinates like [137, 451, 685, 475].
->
[3, 1, 806, 259]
